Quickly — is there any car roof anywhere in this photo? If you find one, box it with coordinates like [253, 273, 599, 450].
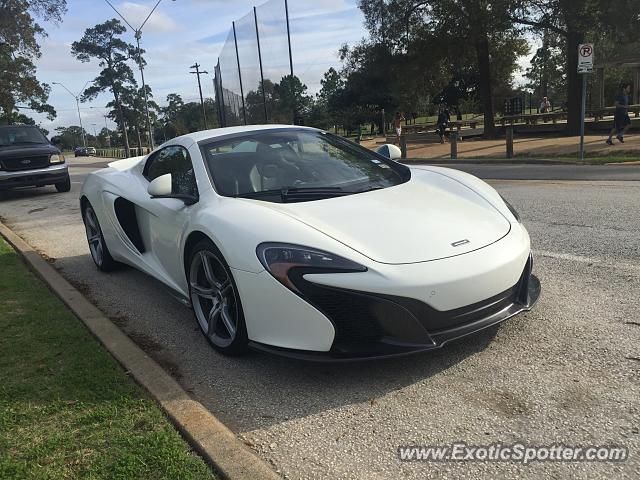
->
[176, 124, 321, 144]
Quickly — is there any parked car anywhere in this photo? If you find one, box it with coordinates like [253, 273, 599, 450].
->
[0, 125, 70, 192]
[80, 125, 540, 359]
[74, 147, 87, 157]
[86, 147, 97, 156]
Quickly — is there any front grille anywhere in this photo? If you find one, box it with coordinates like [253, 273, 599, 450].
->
[296, 282, 384, 346]
[290, 271, 433, 353]
[1, 155, 50, 171]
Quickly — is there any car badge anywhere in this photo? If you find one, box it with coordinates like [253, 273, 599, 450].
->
[21, 159, 31, 165]
[451, 239, 470, 247]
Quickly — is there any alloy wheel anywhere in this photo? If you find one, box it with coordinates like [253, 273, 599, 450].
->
[84, 206, 104, 266]
[189, 250, 238, 348]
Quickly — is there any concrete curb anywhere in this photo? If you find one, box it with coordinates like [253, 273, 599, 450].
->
[0, 220, 281, 480]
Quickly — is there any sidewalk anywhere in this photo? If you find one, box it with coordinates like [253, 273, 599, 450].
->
[362, 134, 640, 160]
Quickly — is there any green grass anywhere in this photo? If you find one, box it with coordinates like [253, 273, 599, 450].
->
[0, 237, 217, 480]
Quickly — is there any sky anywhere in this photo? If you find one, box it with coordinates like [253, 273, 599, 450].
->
[27, 0, 533, 134]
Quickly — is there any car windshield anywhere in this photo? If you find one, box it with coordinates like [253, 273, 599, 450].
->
[200, 129, 408, 202]
[0, 126, 48, 147]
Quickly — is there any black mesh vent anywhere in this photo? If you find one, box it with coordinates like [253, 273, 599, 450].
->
[294, 281, 384, 346]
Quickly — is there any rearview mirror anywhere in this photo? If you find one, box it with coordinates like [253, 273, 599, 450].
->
[148, 173, 198, 205]
[376, 144, 402, 160]
[148, 173, 173, 197]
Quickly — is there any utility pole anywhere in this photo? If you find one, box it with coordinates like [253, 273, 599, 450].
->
[134, 30, 154, 149]
[190, 63, 209, 130]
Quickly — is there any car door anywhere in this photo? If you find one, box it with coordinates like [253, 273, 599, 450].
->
[137, 145, 199, 294]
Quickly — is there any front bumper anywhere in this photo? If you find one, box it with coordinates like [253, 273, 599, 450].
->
[250, 254, 540, 361]
[0, 164, 69, 190]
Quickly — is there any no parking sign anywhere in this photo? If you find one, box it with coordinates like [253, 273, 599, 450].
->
[578, 43, 594, 73]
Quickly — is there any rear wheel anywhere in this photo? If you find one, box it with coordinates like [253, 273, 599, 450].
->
[82, 203, 118, 271]
[188, 240, 248, 355]
[55, 175, 71, 192]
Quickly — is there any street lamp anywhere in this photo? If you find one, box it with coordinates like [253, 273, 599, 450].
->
[104, 0, 175, 150]
[52, 80, 90, 148]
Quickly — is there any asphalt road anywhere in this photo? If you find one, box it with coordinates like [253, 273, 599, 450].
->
[1, 157, 638, 479]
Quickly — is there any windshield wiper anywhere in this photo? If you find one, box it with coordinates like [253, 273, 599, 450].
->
[236, 186, 347, 202]
[356, 185, 385, 193]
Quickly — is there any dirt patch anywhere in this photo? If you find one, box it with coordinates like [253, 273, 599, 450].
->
[110, 315, 128, 328]
[153, 354, 183, 380]
[127, 331, 163, 352]
[37, 249, 56, 264]
[66, 277, 92, 297]
[125, 330, 184, 380]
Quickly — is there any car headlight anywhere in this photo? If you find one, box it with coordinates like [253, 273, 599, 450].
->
[500, 195, 520, 223]
[50, 154, 65, 164]
[256, 243, 367, 292]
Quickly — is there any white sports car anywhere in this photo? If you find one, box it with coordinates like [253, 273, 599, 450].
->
[80, 125, 540, 360]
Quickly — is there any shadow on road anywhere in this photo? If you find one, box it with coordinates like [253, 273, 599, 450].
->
[49, 251, 499, 433]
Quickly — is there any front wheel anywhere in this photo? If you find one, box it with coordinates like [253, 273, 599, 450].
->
[188, 240, 248, 355]
[55, 176, 71, 192]
[82, 203, 118, 271]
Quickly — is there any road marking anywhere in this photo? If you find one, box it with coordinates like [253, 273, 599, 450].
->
[534, 249, 640, 273]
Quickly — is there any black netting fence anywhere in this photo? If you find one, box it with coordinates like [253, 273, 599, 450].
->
[214, 0, 296, 127]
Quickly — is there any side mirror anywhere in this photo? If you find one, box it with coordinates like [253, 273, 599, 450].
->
[376, 144, 402, 160]
[148, 173, 198, 205]
[148, 173, 173, 197]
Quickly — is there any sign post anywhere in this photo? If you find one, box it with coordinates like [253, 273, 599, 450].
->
[577, 43, 594, 161]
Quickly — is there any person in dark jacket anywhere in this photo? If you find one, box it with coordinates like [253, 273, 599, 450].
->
[606, 83, 632, 145]
[436, 109, 450, 144]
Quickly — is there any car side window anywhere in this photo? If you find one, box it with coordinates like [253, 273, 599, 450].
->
[144, 146, 198, 197]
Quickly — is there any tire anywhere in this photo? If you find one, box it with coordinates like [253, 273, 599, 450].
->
[82, 203, 119, 272]
[55, 176, 71, 192]
[187, 239, 248, 355]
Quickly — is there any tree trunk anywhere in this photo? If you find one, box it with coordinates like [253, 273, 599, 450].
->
[135, 126, 142, 151]
[564, 28, 584, 135]
[475, 35, 496, 138]
[113, 89, 130, 157]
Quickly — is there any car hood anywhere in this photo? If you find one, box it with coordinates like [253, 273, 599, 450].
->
[0, 144, 58, 159]
[254, 169, 511, 264]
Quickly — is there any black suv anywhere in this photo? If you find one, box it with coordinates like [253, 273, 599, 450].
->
[0, 125, 70, 192]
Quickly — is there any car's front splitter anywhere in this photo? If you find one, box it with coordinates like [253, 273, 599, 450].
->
[249, 255, 540, 361]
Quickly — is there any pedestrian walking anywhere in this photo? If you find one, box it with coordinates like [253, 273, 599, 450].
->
[436, 108, 450, 144]
[393, 112, 405, 145]
[606, 83, 632, 145]
[539, 96, 551, 113]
